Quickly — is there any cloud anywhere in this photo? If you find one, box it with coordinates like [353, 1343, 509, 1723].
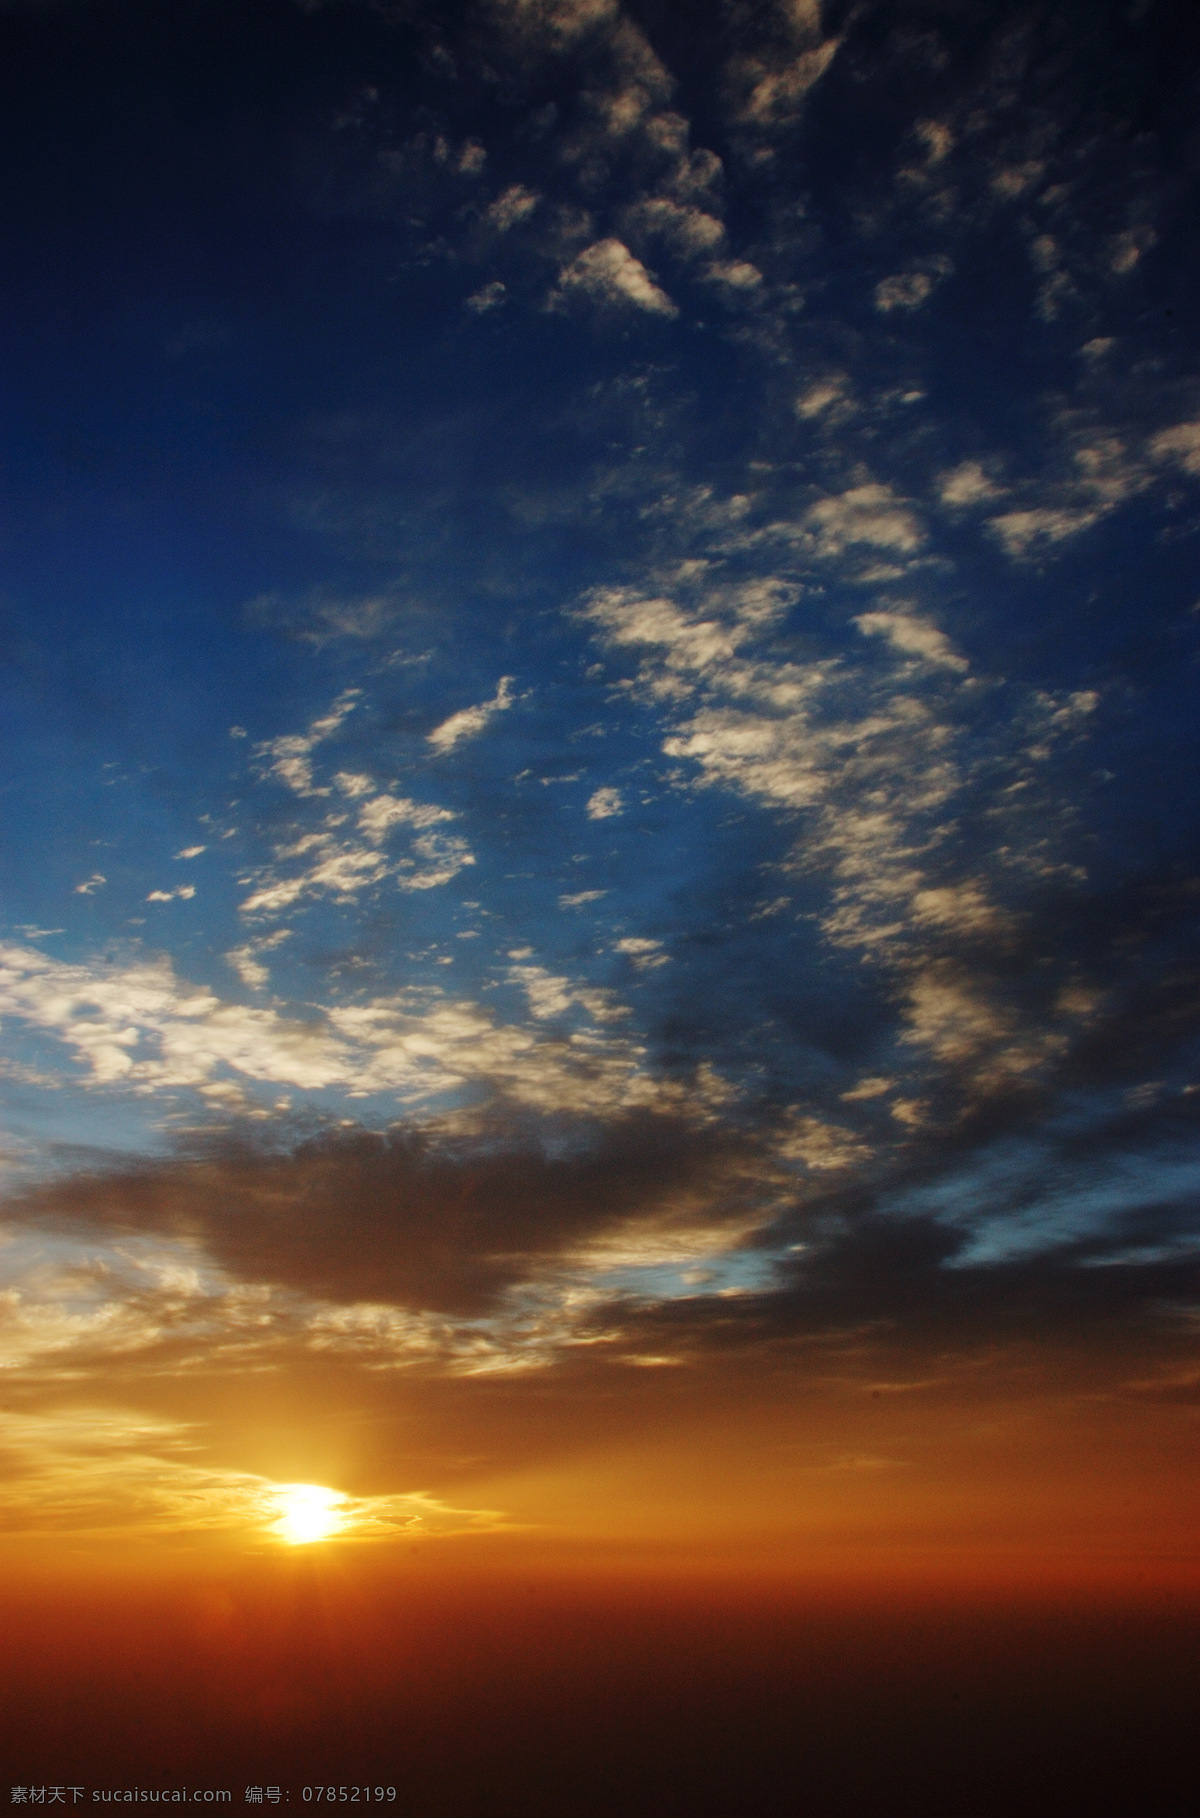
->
[73, 874, 106, 895]
[234, 691, 477, 916]
[508, 960, 628, 1021]
[484, 183, 540, 231]
[576, 533, 1118, 1110]
[613, 937, 668, 971]
[254, 689, 361, 795]
[465, 280, 507, 313]
[5, 1116, 762, 1318]
[145, 886, 196, 904]
[936, 461, 1005, 507]
[586, 786, 624, 819]
[852, 611, 968, 672]
[873, 259, 953, 314]
[238, 822, 474, 915]
[804, 484, 926, 557]
[0, 1404, 502, 1541]
[488, 0, 621, 53]
[427, 677, 516, 752]
[1149, 421, 1200, 477]
[549, 239, 678, 317]
[986, 507, 1101, 558]
[730, 36, 842, 128]
[357, 795, 456, 842]
[0, 937, 713, 1120]
[796, 375, 854, 422]
[246, 588, 402, 645]
[225, 930, 291, 991]
[622, 198, 724, 259]
[702, 259, 763, 291]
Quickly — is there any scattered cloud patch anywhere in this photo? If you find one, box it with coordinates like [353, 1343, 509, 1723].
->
[586, 786, 624, 819]
[613, 937, 668, 971]
[804, 484, 925, 558]
[428, 678, 516, 753]
[484, 184, 540, 231]
[853, 611, 968, 672]
[874, 258, 953, 314]
[937, 461, 1004, 507]
[549, 239, 678, 317]
[255, 690, 361, 796]
[1149, 421, 1200, 477]
[465, 280, 507, 313]
[987, 507, 1100, 558]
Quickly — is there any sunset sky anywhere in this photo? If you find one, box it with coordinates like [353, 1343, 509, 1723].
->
[1, 0, 1198, 1797]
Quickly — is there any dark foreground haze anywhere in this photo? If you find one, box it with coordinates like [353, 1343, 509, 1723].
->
[5, 1560, 1199, 1817]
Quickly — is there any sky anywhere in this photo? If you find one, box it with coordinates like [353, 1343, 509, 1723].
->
[1, 0, 1199, 1793]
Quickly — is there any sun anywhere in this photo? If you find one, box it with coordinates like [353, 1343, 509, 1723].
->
[269, 1483, 347, 1545]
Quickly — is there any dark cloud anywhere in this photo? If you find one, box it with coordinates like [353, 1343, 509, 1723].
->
[4, 1115, 764, 1315]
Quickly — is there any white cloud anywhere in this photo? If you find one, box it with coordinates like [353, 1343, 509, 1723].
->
[578, 541, 1087, 1100]
[0, 939, 708, 1120]
[333, 771, 374, 797]
[225, 930, 291, 991]
[990, 161, 1044, 201]
[936, 461, 1004, 507]
[986, 507, 1100, 558]
[624, 198, 724, 258]
[145, 886, 196, 904]
[427, 677, 516, 752]
[357, 795, 456, 843]
[777, 1113, 867, 1172]
[613, 937, 668, 970]
[900, 960, 1063, 1084]
[732, 36, 842, 127]
[853, 611, 968, 672]
[912, 119, 953, 164]
[702, 259, 763, 290]
[484, 184, 540, 231]
[586, 786, 624, 819]
[1108, 226, 1155, 274]
[873, 258, 953, 314]
[585, 589, 743, 681]
[465, 280, 507, 314]
[73, 874, 106, 896]
[403, 833, 476, 890]
[254, 689, 361, 796]
[804, 484, 925, 557]
[508, 962, 628, 1021]
[174, 845, 207, 860]
[549, 239, 678, 317]
[1149, 420, 1200, 476]
[489, 0, 620, 52]
[796, 375, 853, 421]
[235, 697, 472, 919]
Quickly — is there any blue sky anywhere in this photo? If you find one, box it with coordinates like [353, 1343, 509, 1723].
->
[0, 0, 1198, 1509]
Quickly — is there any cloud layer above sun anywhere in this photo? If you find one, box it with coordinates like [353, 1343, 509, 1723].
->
[0, 0, 1197, 1552]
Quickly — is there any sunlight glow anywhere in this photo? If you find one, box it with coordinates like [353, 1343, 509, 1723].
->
[269, 1482, 347, 1545]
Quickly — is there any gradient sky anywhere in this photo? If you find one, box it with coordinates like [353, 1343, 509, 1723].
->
[1, 0, 1199, 1593]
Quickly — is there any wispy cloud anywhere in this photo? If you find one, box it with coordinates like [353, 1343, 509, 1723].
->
[427, 677, 517, 752]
